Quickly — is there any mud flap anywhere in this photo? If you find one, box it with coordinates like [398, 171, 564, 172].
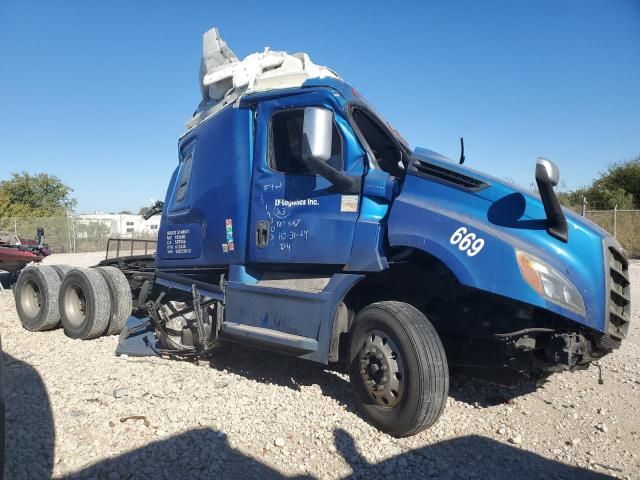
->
[115, 316, 160, 357]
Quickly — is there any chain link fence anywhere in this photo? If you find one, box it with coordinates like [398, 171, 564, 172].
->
[585, 209, 640, 258]
[3, 211, 639, 257]
[0, 216, 157, 254]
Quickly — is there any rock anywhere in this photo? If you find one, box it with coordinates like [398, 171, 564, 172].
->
[2, 258, 640, 480]
[113, 388, 129, 399]
[508, 435, 522, 445]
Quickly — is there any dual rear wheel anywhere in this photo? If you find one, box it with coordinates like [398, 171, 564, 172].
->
[14, 265, 131, 340]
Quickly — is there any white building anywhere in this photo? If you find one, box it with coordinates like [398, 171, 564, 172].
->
[75, 213, 160, 238]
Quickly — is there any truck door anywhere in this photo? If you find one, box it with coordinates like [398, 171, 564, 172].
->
[248, 92, 364, 266]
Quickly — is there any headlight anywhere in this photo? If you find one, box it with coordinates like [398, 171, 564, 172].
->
[516, 250, 586, 315]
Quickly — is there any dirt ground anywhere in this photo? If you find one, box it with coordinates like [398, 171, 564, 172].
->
[0, 252, 638, 479]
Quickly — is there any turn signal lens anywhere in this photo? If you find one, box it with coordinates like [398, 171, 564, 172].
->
[516, 250, 586, 316]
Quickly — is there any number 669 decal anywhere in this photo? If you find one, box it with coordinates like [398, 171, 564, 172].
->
[449, 226, 485, 257]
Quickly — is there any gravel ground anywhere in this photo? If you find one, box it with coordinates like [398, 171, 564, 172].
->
[1, 253, 639, 479]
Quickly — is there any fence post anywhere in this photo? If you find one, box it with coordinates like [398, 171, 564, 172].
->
[613, 205, 617, 238]
[67, 210, 73, 253]
[72, 216, 77, 253]
[581, 196, 586, 216]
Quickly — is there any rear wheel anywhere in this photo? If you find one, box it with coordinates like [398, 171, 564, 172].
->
[348, 301, 449, 437]
[14, 266, 61, 331]
[50, 264, 72, 280]
[96, 266, 132, 335]
[59, 268, 111, 340]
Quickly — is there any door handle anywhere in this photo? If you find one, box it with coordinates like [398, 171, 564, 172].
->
[255, 220, 270, 248]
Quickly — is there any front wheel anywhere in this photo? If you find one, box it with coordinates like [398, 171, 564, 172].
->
[348, 301, 449, 437]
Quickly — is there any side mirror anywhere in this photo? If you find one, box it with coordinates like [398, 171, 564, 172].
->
[301, 107, 359, 193]
[535, 157, 560, 187]
[302, 107, 333, 163]
[535, 157, 567, 242]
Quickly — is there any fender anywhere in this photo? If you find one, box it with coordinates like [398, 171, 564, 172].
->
[387, 171, 608, 333]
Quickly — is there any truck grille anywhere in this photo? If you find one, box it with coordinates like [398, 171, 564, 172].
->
[605, 244, 631, 341]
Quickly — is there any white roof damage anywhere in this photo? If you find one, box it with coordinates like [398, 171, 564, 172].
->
[187, 28, 342, 129]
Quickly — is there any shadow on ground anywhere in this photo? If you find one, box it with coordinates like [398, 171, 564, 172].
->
[207, 342, 539, 410]
[2, 349, 616, 479]
[208, 342, 355, 409]
[3, 352, 55, 478]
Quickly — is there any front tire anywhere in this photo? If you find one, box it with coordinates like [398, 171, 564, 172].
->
[348, 301, 449, 437]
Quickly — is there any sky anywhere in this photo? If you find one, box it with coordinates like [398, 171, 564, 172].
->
[1, 1, 638, 213]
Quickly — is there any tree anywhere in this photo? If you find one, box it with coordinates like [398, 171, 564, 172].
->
[592, 157, 640, 207]
[555, 156, 640, 211]
[582, 186, 634, 210]
[0, 172, 77, 217]
[118, 210, 133, 215]
[138, 206, 150, 216]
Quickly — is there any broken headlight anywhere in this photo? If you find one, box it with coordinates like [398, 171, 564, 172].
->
[516, 250, 586, 316]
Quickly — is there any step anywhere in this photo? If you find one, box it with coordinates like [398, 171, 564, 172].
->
[220, 321, 318, 354]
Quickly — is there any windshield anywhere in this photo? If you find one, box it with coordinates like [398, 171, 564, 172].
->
[350, 103, 411, 177]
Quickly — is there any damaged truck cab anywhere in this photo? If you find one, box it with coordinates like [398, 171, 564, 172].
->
[13, 29, 630, 437]
[140, 74, 629, 436]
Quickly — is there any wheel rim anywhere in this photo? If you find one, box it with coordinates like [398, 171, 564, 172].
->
[64, 283, 87, 327]
[21, 279, 42, 317]
[358, 330, 405, 408]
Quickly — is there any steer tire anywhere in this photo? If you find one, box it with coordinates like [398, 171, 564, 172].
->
[14, 266, 62, 331]
[96, 266, 132, 335]
[50, 264, 73, 280]
[59, 267, 111, 340]
[348, 301, 449, 437]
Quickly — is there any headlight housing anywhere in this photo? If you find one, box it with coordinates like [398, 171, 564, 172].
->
[516, 250, 586, 316]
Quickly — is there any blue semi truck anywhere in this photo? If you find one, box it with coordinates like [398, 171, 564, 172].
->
[13, 31, 630, 436]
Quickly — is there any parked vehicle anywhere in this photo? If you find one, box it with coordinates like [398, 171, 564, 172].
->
[0, 229, 50, 274]
[12, 29, 630, 436]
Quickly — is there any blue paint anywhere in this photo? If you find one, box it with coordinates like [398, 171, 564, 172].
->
[156, 105, 253, 270]
[388, 148, 609, 331]
[224, 273, 363, 363]
[150, 77, 620, 367]
[157, 223, 202, 260]
[115, 317, 161, 357]
[247, 90, 364, 265]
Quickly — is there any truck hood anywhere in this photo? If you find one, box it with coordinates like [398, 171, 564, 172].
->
[387, 147, 617, 333]
[410, 147, 610, 244]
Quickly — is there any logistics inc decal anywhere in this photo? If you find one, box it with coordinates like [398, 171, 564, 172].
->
[274, 198, 319, 207]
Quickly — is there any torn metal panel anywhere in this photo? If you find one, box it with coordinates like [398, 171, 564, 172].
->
[188, 27, 341, 130]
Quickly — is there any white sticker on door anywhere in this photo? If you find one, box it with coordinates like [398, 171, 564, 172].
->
[341, 195, 359, 213]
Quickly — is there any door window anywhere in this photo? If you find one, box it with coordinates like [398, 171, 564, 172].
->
[269, 109, 343, 174]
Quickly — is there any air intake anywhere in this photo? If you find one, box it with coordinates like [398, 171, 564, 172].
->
[412, 160, 488, 192]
